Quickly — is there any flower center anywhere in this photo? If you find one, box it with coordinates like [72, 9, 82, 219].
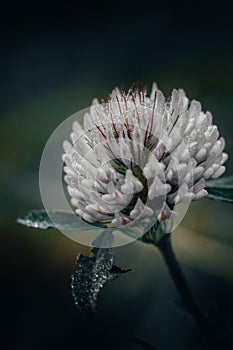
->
[111, 158, 148, 218]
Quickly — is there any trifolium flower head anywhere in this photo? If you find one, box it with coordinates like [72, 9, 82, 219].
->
[62, 82, 228, 231]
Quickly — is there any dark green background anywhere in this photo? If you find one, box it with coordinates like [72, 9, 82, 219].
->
[1, 2, 233, 349]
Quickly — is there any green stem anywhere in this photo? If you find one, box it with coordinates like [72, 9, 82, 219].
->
[157, 233, 212, 339]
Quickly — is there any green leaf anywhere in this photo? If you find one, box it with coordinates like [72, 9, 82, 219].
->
[71, 246, 131, 315]
[205, 176, 233, 203]
[17, 209, 107, 230]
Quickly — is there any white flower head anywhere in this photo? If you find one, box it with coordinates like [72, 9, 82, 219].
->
[62, 82, 228, 236]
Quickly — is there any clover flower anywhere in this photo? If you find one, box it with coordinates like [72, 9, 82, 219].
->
[62, 82, 227, 229]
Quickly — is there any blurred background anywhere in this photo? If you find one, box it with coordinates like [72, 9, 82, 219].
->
[1, 1, 233, 349]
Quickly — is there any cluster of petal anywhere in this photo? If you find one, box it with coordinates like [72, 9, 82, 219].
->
[62, 83, 227, 227]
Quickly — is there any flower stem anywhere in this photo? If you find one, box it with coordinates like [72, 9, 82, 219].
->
[157, 233, 212, 339]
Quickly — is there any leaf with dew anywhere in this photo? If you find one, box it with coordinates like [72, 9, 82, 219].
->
[71, 246, 131, 315]
[17, 209, 107, 230]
